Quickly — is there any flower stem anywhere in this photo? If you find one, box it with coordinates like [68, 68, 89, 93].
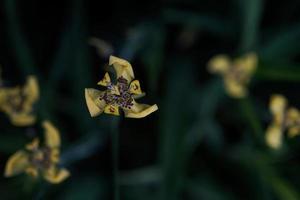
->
[111, 117, 120, 200]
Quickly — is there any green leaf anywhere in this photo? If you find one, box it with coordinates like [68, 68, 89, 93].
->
[260, 25, 300, 60]
[237, 0, 264, 52]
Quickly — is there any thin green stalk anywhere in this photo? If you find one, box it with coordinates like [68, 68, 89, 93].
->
[111, 117, 120, 200]
[239, 97, 264, 142]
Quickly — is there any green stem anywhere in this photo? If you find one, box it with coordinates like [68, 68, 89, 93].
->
[111, 117, 120, 200]
[239, 97, 264, 142]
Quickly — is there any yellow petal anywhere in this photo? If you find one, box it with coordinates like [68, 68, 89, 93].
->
[224, 78, 247, 98]
[270, 94, 287, 125]
[97, 72, 111, 86]
[288, 126, 300, 138]
[132, 93, 146, 99]
[26, 138, 40, 151]
[286, 107, 300, 122]
[104, 104, 120, 116]
[23, 76, 39, 104]
[129, 80, 142, 95]
[9, 112, 36, 126]
[43, 121, 61, 148]
[239, 52, 258, 74]
[124, 100, 158, 118]
[25, 166, 39, 177]
[85, 88, 106, 117]
[43, 167, 70, 184]
[109, 56, 135, 82]
[207, 54, 231, 74]
[4, 150, 30, 177]
[265, 124, 283, 149]
[50, 149, 60, 163]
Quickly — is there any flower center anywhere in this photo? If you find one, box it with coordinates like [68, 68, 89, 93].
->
[100, 77, 134, 109]
[6, 89, 26, 112]
[29, 147, 53, 169]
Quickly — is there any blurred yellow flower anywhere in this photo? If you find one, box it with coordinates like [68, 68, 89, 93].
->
[85, 56, 158, 118]
[265, 94, 300, 149]
[0, 76, 39, 126]
[207, 53, 257, 98]
[4, 121, 70, 184]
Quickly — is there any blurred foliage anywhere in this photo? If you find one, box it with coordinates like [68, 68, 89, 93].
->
[1, 0, 300, 199]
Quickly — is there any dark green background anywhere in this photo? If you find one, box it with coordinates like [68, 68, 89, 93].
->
[1, 0, 300, 199]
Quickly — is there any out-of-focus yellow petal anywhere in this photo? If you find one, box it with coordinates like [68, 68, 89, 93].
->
[104, 104, 120, 116]
[9, 112, 36, 126]
[270, 94, 287, 125]
[224, 78, 247, 98]
[4, 150, 29, 177]
[207, 54, 231, 74]
[43, 167, 70, 184]
[265, 124, 283, 149]
[85, 88, 106, 117]
[23, 76, 39, 104]
[26, 138, 40, 151]
[240, 52, 258, 74]
[233, 53, 258, 75]
[129, 80, 142, 95]
[25, 166, 38, 177]
[43, 121, 61, 148]
[288, 127, 300, 138]
[286, 107, 300, 122]
[124, 100, 158, 118]
[50, 149, 60, 163]
[286, 108, 300, 137]
[97, 72, 111, 86]
[109, 56, 134, 82]
[0, 89, 7, 104]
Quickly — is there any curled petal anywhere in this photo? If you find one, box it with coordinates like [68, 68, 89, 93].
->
[43, 167, 70, 184]
[97, 72, 111, 86]
[9, 112, 36, 126]
[26, 138, 40, 151]
[124, 100, 158, 118]
[4, 150, 30, 177]
[109, 56, 134, 82]
[104, 105, 120, 116]
[132, 93, 146, 100]
[207, 54, 231, 74]
[224, 78, 247, 98]
[85, 88, 106, 117]
[23, 76, 39, 105]
[129, 80, 142, 95]
[43, 121, 61, 148]
[25, 166, 39, 177]
[270, 94, 287, 125]
[265, 124, 283, 149]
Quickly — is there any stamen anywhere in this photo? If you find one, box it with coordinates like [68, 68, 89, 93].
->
[99, 76, 134, 109]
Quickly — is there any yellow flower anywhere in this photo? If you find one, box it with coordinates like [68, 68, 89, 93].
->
[265, 94, 300, 149]
[207, 53, 257, 98]
[85, 56, 158, 118]
[4, 121, 70, 184]
[0, 76, 39, 126]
